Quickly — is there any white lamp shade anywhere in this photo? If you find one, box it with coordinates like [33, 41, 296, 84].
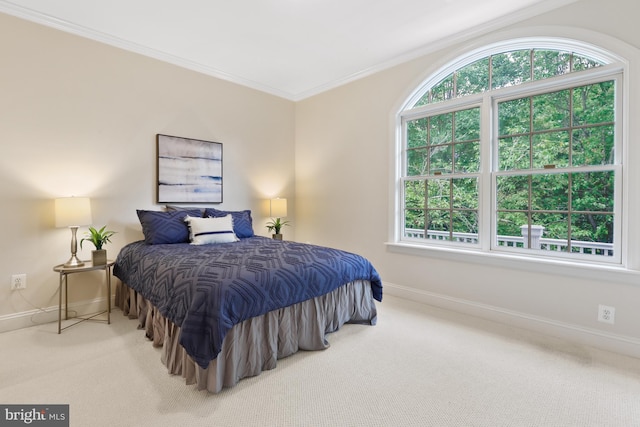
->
[269, 198, 287, 218]
[55, 197, 92, 227]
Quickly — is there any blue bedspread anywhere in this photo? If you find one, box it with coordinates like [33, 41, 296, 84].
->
[114, 237, 382, 369]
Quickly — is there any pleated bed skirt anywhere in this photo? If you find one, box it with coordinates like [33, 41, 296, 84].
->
[114, 279, 378, 393]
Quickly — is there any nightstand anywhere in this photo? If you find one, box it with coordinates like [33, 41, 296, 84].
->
[53, 260, 115, 333]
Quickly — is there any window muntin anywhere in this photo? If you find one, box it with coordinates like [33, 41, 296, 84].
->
[399, 44, 621, 264]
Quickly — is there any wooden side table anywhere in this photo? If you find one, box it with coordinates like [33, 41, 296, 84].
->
[53, 260, 115, 333]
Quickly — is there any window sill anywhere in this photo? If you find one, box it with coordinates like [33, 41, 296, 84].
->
[385, 241, 640, 287]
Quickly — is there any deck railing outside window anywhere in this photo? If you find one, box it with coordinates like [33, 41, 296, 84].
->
[404, 228, 614, 257]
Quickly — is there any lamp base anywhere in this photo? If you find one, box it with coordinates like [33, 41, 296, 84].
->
[63, 225, 84, 267]
[63, 255, 85, 268]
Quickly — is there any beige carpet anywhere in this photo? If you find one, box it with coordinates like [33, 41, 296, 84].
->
[1, 294, 640, 427]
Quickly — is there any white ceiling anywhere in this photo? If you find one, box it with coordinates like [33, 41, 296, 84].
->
[0, 0, 574, 100]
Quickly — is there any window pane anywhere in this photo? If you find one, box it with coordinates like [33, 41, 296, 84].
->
[571, 214, 614, 251]
[407, 148, 428, 176]
[498, 98, 530, 136]
[532, 131, 570, 169]
[572, 125, 614, 166]
[533, 50, 570, 80]
[456, 58, 489, 97]
[404, 210, 425, 237]
[496, 211, 528, 247]
[427, 210, 451, 239]
[427, 178, 450, 209]
[414, 92, 430, 107]
[429, 145, 452, 175]
[453, 210, 478, 238]
[429, 113, 453, 145]
[407, 118, 428, 148]
[455, 108, 480, 141]
[573, 81, 615, 126]
[491, 50, 532, 89]
[533, 90, 570, 131]
[571, 171, 614, 212]
[532, 213, 568, 249]
[572, 55, 602, 71]
[404, 180, 425, 209]
[531, 173, 569, 211]
[453, 178, 478, 209]
[431, 75, 454, 103]
[404, 180, 425, 238]
[455, 142, 480, 173]
[497, 175, 529, 211]
[498, 136, 530, 171]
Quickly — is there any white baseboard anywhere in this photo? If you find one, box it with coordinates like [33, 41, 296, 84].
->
[0, 297, 114, 333]
[384, 282, 640, 359]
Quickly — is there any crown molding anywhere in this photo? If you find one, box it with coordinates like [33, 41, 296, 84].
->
[0, 1, 296, 100]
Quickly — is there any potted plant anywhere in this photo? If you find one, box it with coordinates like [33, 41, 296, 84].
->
[80, 225, 116, 265]
[266, 218, 290, 240]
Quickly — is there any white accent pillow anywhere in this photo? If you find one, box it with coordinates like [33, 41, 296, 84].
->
[185, 215, 239, 245]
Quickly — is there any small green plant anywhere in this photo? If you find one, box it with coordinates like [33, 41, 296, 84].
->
[80, 225, 116, 250]
[266, 218, 290, 235]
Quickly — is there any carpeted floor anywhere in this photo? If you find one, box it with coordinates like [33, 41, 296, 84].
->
[1, 294, 640, 427]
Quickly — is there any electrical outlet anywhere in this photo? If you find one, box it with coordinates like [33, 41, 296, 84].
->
[11, 274, 27, 290]
[597, 304, 615, 324]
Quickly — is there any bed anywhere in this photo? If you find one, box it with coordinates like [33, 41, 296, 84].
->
[113, 208, 382, 393]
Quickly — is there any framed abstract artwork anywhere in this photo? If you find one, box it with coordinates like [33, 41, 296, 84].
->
[156, 134, 223, 203]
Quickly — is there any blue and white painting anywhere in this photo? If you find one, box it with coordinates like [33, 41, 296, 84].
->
[157, 134, 223, 203]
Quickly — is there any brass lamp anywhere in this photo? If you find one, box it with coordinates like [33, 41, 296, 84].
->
[55, 197, 92, 267]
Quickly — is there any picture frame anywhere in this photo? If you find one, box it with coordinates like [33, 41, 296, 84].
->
[156, 134, 223, 203]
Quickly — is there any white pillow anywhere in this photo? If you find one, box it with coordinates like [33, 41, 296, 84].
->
[184, 215, 239, 245]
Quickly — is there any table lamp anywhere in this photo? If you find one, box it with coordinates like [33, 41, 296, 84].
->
[55, 197, 92, 267]
[269, 198, 287, 219]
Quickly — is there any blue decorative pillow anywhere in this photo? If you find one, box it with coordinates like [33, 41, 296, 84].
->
[137, 209, 202, 244]
[204, 208, 254, 238]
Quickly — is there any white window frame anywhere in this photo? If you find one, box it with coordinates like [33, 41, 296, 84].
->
[393, 37, 626, 267]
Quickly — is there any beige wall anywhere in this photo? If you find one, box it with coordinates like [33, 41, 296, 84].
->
[0, 13, 295, 326]
[295, 0, 640, 356]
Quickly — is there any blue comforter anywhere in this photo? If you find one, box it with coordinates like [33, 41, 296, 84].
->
[114, 237, 382, 368]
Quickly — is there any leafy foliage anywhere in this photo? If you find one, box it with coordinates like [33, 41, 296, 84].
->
[266, 217, 290, 235]
[80, 225, 116, 250]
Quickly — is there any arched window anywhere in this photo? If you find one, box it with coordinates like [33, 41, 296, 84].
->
[397, 39, 623, 264]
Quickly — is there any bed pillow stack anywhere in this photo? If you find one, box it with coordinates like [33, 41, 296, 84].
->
[138, 206, 254, 245]
[184, 215, 239, 245]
